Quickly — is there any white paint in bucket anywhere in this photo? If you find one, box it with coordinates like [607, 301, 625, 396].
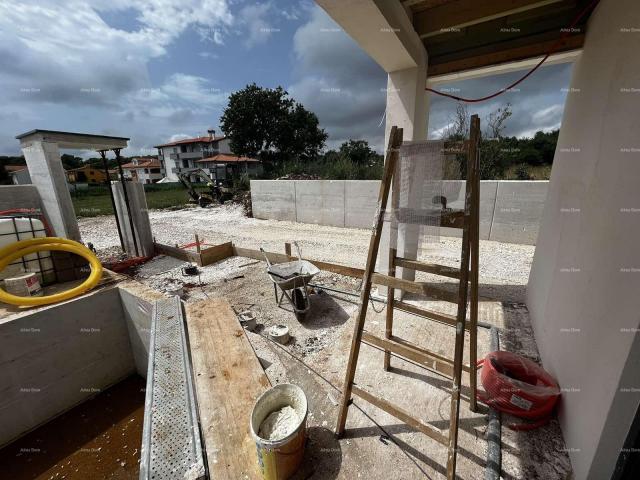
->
[250, 384, 307, 480]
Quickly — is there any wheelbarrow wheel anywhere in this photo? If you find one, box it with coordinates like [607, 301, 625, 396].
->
[293, 288, 307, 320]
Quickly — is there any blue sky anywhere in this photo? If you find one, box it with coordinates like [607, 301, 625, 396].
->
[0, 0, 573, 157]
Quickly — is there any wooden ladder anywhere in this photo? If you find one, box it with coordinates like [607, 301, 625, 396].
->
[335, 115, 481, 480]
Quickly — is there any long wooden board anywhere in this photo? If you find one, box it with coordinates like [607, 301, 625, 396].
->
[185, 299, 271, 479]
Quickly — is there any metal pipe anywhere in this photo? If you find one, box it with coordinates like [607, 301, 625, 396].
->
[485, 327, 502, 480]
[114, 148, 139, 256]
[99, 150, 125, 250]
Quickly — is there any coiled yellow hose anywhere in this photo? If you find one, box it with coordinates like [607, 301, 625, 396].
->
[0, 237, 103, 307]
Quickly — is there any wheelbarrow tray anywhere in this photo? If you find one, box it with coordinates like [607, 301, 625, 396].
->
[267, 260, 320, 290]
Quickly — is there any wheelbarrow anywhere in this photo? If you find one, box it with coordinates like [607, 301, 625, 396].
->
[261, 242, 320, 320]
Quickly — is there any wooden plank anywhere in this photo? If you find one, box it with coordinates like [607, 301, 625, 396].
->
[199, 241, 234, 266]
[469, 115, 481, 413]
[445, 114, 479, 480]
[351, 385, 448, 445]
[428, 34, 584, 76]
[414, 0, 563, 38]
[372, 273, 458, 303]
[154, 242, 201, 264]
[233, 246, 365, 279]
[393, 300, 463, 329]
[336, 126, 404, 436]
[384, 248, 396, 371]
[186, 299, 271, 479]
[394, 257, 464, 279]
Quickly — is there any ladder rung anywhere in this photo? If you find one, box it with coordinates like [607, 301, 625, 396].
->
[394, 301, 471, 331]
[362, 331, 454, 378]
[372, 273, 458, 303]
[394, 258, 464, 279]
[351, 384, 448, 445]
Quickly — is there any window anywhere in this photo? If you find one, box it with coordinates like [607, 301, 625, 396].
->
[181, 145, 187, 153]
[144, 168, 149, 174]
[151, 168, 161, 174]
[182, 159, 189, 168]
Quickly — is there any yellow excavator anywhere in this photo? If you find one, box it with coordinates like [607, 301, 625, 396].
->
[177, 168, 231, 207]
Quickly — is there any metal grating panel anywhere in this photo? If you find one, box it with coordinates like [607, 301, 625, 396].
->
[140, 296, 205, 480]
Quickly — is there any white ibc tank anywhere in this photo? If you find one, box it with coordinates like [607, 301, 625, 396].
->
[0, 217, 54, 281]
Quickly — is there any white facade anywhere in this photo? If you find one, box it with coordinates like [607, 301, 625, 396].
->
[157, 136, 232, 182]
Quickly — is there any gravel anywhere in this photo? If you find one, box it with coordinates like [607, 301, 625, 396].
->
[79, 204, 535, 286]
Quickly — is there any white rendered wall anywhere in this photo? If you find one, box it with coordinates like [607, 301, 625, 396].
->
[527, 1, 640, 478]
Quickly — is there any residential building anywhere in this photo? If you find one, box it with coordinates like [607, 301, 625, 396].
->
[120, 157, 163, 184]
[154, 129, 260, 182]
[65, 165, 107, 185]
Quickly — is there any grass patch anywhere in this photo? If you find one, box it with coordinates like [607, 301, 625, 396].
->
[72, 184, 208, 217]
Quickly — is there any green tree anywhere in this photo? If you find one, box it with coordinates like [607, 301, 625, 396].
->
[338, 140, 378, 165]
[220, 84, 327, 165]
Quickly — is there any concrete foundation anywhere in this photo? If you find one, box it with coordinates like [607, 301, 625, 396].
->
[0, 281, 159, 448]
[112, 182, 154, 257]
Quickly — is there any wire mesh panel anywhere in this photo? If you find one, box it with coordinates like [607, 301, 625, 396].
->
[384, 140, 451, 257]
[140, 297, 205, 480]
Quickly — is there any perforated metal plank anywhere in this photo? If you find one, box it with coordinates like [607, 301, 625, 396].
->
[140, 296, 205, 480]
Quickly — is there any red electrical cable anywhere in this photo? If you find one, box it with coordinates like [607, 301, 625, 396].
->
[477, 351, 561, 431]
[425, 0, 601, 103]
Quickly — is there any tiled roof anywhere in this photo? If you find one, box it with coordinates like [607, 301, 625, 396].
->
[196, 153, 259, 164]
[154, 135, 227, 148]
[121, 158, 161, 169]
[5, 165, 26, 172]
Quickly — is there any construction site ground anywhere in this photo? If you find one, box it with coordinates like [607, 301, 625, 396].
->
[79, 204, 572, 480]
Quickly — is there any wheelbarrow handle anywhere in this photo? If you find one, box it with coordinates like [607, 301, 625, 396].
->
[293, 241, 303, 262]
[259, 247, 273, 268]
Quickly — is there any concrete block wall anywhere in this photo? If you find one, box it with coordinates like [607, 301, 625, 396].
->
[251, 180, 549, 245]
[0, 185, 44, 213]
[0, 287, 136, 447]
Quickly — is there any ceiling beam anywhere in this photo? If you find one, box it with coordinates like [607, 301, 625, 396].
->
[427, 33, 584, 76]
[427, 49, 580, 85]
[414, 0, 564, 38]
[316, 0, 426, 72]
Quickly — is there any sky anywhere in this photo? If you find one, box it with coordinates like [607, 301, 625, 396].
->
[0, 0, 574, 158]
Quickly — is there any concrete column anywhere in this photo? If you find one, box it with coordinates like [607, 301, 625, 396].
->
[112, 182, 154, 257]
[20, 141, 80, 240]
[378, 61, 430, 285]
[526, 1, 640, 478]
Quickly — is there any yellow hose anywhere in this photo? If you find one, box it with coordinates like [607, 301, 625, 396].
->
[0, 237, 103, 307]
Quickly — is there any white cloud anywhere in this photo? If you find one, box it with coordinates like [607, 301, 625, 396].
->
[288, 6, 387, 150]
[238, 2, 277, 48]
[0, 0, 233, 109]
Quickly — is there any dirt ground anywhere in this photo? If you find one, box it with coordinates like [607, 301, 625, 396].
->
[0, 376, 145, 480]
[78, 206, 571, 479]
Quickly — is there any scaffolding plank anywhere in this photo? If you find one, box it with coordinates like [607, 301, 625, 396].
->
[186, 299, 271, 480]
[140, 297, 205, 480]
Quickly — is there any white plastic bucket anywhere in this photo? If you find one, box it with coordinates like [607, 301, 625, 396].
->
[4, 272, 43, 297]
[250, 384, 308, 480]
